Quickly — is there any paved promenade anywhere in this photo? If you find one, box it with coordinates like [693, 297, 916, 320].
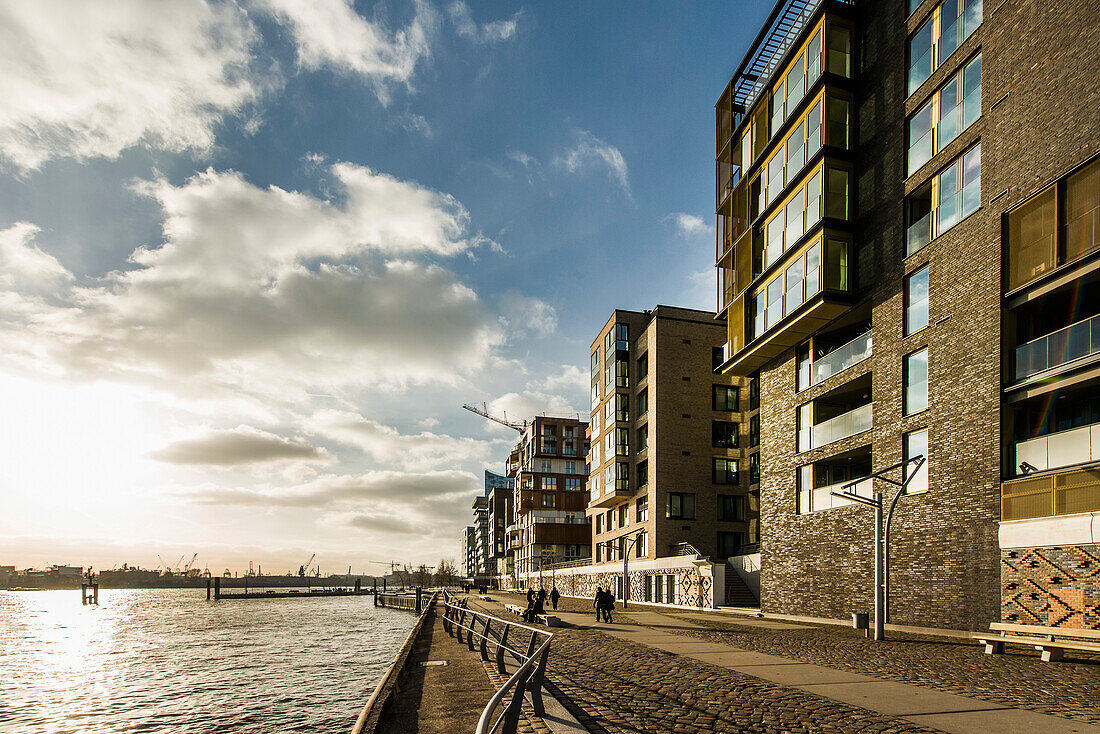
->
[471, 593, 1100, 734]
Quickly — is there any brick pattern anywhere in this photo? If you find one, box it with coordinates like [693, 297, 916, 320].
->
[515, 562, 715, 608]
[1001, 545, 1100, 629]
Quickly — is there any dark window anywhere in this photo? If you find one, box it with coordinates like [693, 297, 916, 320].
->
[713, 385, 739, 411]
[749, 415, 760, 447]
[637, 424, 648, 450]
[712, 420, 739, 448]
[717, 531, 746, 558]
[637, 352, 648, 379]
[637, 388, 648, 415]
[749, 374, 760, 410]
[749, 452, 760, 484]
[713, 458, 739, 485]
[717, 494, 745, 521]
[637, 460, 648, 487]
[666, 492, 696, 519]
[712, 346, 724, 370]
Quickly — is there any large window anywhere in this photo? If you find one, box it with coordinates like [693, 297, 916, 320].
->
[637, 388, 648, 416]
[749, 415, 760, 447]
[615, 358, 629, 388]
[541, 477, 556, 490]
[636, 459, 648, 487]
[904, 348, 929, 415]
[764, 21, 850, 148]
[666, 492, 696, 520]
[905, 266, 930, 336]
[753, 236, 850, 338]
[907, 144, 981, 255]
[908, 54, 981, 175]
[636, 496, 648, 522]
[1007, 158, 1100, 291]
[615, 393, 629, 422]
[904, 429, 930, 494]
[713, 385, 739, 411]
[637, 352, 648, 379]
[717, 531, 746, 558]
[614, 461, 629, 491]
[637, 424, 648, 451]
[713, 458, 739, 485]
[908, 0, 982, 95]
[564, 477, 581, 491]
[712, 420, 739, 448]
[615, 428, 630, 457]
[717, 494, 745, 521]
[758, 95, 850, 211]
[749, 452, 760, 484]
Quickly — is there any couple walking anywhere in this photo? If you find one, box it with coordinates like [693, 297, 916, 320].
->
[593, 586, 615, 623]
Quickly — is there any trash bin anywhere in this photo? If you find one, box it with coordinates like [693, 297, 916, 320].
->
[852, 612, 869, 637]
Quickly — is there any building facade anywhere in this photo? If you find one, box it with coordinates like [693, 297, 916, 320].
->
[503, 415, 591, 588]
[714, 0, 1099, 630]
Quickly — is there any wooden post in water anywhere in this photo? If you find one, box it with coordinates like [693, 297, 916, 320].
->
[81, 582, 87, 605]
[206, 577, 211, 600]
[214, 576, 221, 600]
[93, 583, 98, 604]
[416, 586, 422, 613]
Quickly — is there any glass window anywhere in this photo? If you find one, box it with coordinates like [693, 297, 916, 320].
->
[619, 504, 629, 527]
[825, 168, 849, 219]
[595, 515, 602, 534]
[615, 428, 630, 456]
[806, 172, 822, 230]
[636, 496, 648, 522]
[824, 238, 848, 291]
[785, 53, 805, 114]
[784, 257, 804, 316]
[565, 477, 581, 490]
[615, 393, 629, 422]
[907, 144, 980, 253]
[713, 385, 739, 411]
[637, 459, 648, 487]
[541, 493, 555, 508]
[712, 346, 725, 370]
[905, 348, 929, 415]
[590, 349, 599, 378]
[907, 54, 981, 176]
[908, 0, 982, 95]
[717, 531, 745, 558]
[637, 352, 648, 379]
[904, 428, 929, 493]
[636, 530, 647, 558]
[615, 359, 629, 388]
[749, 375, 759, 411]
[826, 98, 849, 149]
[541, 477, 555, 490]
[615, 323, 629, 350]
[771, 81, 785, 133]
[637, 424, 648, 451]
[807, 101, 823, 159]
[807, 31, 822, 87]
[749, 415, 760, 447]
[712, 421, 739, 448]
[713, 458, 739, 485]
[717, 494, 745, 521]
[826, 23, 851, 77]
[766, 278, 784, 330]
[637, 388, 648, 415]
[787, 121, 805, 179]
[749, 452, 760, 484]
[666, 492, 696, 519]
[1064, 157, 1100, 263]
[905, 266, 930, 335]
[785, 190, 805, 245]
[908, 99, 934, 176]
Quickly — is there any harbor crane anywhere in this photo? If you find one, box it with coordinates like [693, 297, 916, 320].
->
[172, 555, 186, 573]
[182, 554, 198, 574]
[462, 402, 527, 432]
[298, 553, 316, 577]
[156, 555, 168, 572]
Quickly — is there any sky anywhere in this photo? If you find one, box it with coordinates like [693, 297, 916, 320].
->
[0, 0, 770, 575]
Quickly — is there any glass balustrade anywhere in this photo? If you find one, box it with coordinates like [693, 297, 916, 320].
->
[800, 331, 872, 389]
[1015, 314, 1100, 380]
[805, 477, 873, 513]
[812, 402, 873, 448]
[1016, 423, 1100, 474]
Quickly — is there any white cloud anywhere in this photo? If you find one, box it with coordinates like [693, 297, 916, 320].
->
[507, 151, 536, 168]
[0, 223, 71, 296]
[555, 130, 631, 199]
[257, 0, 435, 103]
[542, 364, 588, 393]
[308, 410, 505, 471]
[152, 426, 331, 466]
[665, 212, 713, 236]
[389, 112, 433, 138]
[498, 292, 557, 336]
[0, 164, 505, 393]
[447, 2, 521, 44]
[488, 392, 581, 425]
[0, 0, 261, 170]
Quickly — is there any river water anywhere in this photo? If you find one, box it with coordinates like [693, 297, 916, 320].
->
[0, 589, 415, 733]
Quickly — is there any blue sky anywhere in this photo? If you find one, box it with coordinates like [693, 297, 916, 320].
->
[0, 0, 769, 573]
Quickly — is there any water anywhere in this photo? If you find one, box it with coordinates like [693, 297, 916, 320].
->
[0, 589, 415, 733]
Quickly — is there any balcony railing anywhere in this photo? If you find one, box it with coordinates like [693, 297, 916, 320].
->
[1015, 314, 1100, 380]
[800, 476, 873, 513]
[1002, 467, 1100, 521]
[906, 178, 980, 256]
[799, 331, 871, 389]
[809, 403, 872, 449]
[1016, 423, 1100, 474]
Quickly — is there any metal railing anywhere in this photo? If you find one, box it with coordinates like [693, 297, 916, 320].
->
[1001, 467, 1100, 521]
[441, 592, 553, 734]
[1015, 314, 1100, 380]
[375, 592, 419, 612]
[669, 542, 706, 558]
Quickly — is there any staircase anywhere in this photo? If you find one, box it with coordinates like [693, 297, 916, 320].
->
[724, 571, 759, 608]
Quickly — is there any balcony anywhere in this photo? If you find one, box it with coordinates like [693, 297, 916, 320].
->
[811, 403, 872, 448]
[799, 476, 873, 513]
[1015, 314, 1100, 381]
[798, 330, 871, 389]
[589, 483, 631, 509]
[1016, 423, 1100, 475]
[1002, 467, 1100, 521]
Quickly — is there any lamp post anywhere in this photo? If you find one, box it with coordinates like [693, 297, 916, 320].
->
[830, 455, 925, 641]
[609, 529, 647, 609]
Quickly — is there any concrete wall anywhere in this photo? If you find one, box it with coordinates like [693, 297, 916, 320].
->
[512, 556, 722, 609]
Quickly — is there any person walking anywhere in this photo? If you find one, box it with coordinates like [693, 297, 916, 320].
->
[549, 587, 560, 610]
[602, 588, 615, 623]
[593, 587, 604, 621]
[526, 587, 536, 605]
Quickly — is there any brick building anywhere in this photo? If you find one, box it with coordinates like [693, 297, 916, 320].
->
[504, 415, 591, 588]
[714, 0, 1100, 630]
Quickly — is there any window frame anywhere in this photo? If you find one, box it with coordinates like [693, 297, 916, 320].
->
[904, 265, 930, 337]
[904, 347, 930, 415]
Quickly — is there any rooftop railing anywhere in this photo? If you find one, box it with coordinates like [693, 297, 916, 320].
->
[441, 592, 553, 734]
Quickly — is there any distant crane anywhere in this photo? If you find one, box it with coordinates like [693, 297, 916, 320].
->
[182, 554, 198, 575]
[156, 555, 168, 572]
[172, 555, 186, 573]
[298, 553, 316, 577]
[462, 402, 527, 432]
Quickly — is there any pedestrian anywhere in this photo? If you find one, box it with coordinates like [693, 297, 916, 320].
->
[537, 587, 547, 608]
[549, 587, 560, 610]
[593, 586, 604, 621]
[526, 587, 536, 605]
[602, 589, 614, 623]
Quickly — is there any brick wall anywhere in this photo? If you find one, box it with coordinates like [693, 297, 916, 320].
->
[1001, 545, 1100, 629]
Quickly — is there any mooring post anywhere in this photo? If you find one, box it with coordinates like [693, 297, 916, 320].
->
[81, 582, 87, 606]
[416, 586, 422, 613]
[214, 576, 221, 600]
[207, 577, 211, 600]
[93, 584, 99, 605]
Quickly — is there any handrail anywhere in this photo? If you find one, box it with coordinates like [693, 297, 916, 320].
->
[350, 591, 439, 734]
[440, 591, 554, 734]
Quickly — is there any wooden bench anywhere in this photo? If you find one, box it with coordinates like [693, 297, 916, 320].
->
[971, 622, 1100, 662]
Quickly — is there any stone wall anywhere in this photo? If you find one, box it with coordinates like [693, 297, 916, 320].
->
[1001, 545, 1100, 629]
[511, 558, 720, 609]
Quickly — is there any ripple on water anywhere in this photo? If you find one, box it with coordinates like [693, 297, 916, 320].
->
[0, 588, 415, 733]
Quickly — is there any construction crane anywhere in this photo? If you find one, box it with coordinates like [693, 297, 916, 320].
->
[182, 554, 198, 574]
[462, 402, 527, 432]
[156, 555, 168, 572]
[298, 553, 316, 577]
[172, 555, 186, 573]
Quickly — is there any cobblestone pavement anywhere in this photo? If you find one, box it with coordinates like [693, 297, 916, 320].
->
[482, 595, 939, 733]
[662, 610, 1100, 724]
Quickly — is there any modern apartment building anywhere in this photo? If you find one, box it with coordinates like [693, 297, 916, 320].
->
[503, 415, 591, 588]
[713, 0, 1099, 630]
[462, 525, 476, 581]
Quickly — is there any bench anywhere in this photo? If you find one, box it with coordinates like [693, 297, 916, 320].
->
[971, 622, 1100, 662]
[537, 614, 563, 627]
[505, 604, 525, 616]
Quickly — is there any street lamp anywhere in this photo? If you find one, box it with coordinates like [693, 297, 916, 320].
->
[605, 528, 646, 609]
[830, 455, 925, 641]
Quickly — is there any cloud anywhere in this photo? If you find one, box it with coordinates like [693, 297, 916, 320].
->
[0, 164, 505, 393]
[488, 392, 581, 425]
[257, 0, 435, 103]
[542, 364, 588, 393]
[665, 213, 713, 236]
[152, 426, 330, 466]
[507, 151, 536, 168]
[0, 0, 261, 170]
[307, 410, 505, 471]
[554, 130, 631, 199]
[498, 292, 557, 336]
[388, 112, 433, 138]
[447, 2, 521, 44]
[0, 223, 71, 297]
